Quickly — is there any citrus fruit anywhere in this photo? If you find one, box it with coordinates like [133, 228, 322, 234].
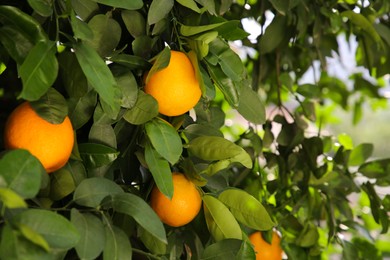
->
[144, 50, 201, 116]
[4, 101, 74, 173]
[249, 231, 283, 260]
[150, 172, 202, 227]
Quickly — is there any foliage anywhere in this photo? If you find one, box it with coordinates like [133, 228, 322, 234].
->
[0, 0, 389, 259]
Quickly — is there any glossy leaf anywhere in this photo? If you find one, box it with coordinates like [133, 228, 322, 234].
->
[18, 209, 80, 249]
[103, 224, 132, 260]
[73, 42, 121, 118]
[105, 193, 167, 244]
[145, 47, 171, 84]
[68, 90, 97, 130]
[71, 209, 105, 260]
[78, 143, 119, 169]
[90, 0, 143, 10]
[71, 0, 99, 21]
[70, 11, 94, 40]
[30, 88, 68, 124]
[0, 25, 34, 64]
[18, 40, 58, 101]
[218, 189, 275, 230]
[73, 177, 123, 208]
[145, 118, 183, 165]
[147, 0, 174, 25]
[145, 142, 174, 199]
[110, 54, 151, 70]
[0, 149, 44, 199]
[203, 194, 242, 241]
[121, 10, 145, 37]
[123, 91, 159, 125]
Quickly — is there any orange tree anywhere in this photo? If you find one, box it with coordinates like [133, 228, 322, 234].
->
[0, 0, 389, 259]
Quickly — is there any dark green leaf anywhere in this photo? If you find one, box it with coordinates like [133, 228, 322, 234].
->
[259, 15, 287, 54]
[201, 239, 242, 260]
[138, 226, 167, 255]
[186, 136, 242, 161]
[145, 118, 183, 165]
[73, 177, 123, 208]
[90, 0, 143, 10]
[182, 123, 223, 141]
[103, 224, 132, 260]
[194, 0, 216, 14]
[203, 194, 242, 241]
[18, 209, 80, 249]
[121, 10, 145, 37]
[89, 124, 117, 148]
[0, 25, 34, 64]
[0, 149, 44, 199]
[145, 47, 171, 84]
[145, 142, 174, 199]
[27, 0, 53, 17]
[105, 193, 167, 244]
[86, 14, 121, 57]
[68, 90, 97, 130]
[110, 54, 151, 70]
[18, 40, 58, 101]
[78, 143, 119, 169]
[30, 88, 69, 124]
[71, 209, 105, 260]
[111, 66, 138, 109]
[218, 189, 275, 230]
[73, 42, 121, 118]
[70, 11, 94, 40]
[237, 86, 266, 124]
[71, 0, 99, 21]
[147, 0, 174, 25]
[123, 91, 158, 125]
[50, 168, 75, 201]
[295, 222, 319, 247]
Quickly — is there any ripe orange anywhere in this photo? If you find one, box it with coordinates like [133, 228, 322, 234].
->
[249, 231, 283, 260]
[150, 172, 202, 227]
[4, 102, 74, 173]
[144, 50, 201, 117]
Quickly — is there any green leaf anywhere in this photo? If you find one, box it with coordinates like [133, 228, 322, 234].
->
[89, 124, 117, 149]
[0, 25, 34, 64]
[68, 90, 97, 129]
[341, 11, 382, 43]
[111, 66, 138, 109]
[71, 209, 106, 260]
[0, 188, 27, 209]
[18, 209, 80, 249]
[90, 0, 143, 10]
[105, 193, 167, 244]
[147, 0, 174, 25]
[359, 159, 390, 179]
[50, 168, 76, 201]
[78, 143, 119, 169]
[30, 88, 69, 124]
[145, 47, 171, 84]
[18, 223, 50, 252]
[259, 15, 287, 54]
[194, 0, 216, 15]
[176, 0, 201, 13]
[123, 91, 159, 125]
[338, 133, 354, 150]
[109, 54, 151, 70]
[73, 177, 123, 208]
[295, 222, 319, 247]
[73, 42, 121, 118]
[145, 142, 174, 199]
[0, 5, 47, 44]
[138, 226, 167, 255]
[237, 86, 266, 125]
[71, 0, 99, 21]
[70, 11, 94, 40]
[186, 136, 243, 161]
[203, 194, 242, 241]
[86, 14, 122, 57]
[0, 149, 44, 199]
[180, 22, 226, 36]
[27, 0, 53, 17]
[201, 239, 242, 260]
[182, 123, 223, 141]
[18, 40, 58, 101]
[218, 189, 275, 230]
[121, 10, 146, 37]
[103, 224, 132, 260]
[145, 118, 183, 165]
[348, 143, 373, 167]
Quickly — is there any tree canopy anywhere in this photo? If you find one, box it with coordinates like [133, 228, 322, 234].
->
[0, 0, 389, 259]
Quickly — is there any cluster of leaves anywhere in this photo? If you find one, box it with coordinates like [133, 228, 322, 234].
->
[0, 0, 389, 259]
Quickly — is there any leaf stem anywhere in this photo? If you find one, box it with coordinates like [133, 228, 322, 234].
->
[132, 248, 161, 260]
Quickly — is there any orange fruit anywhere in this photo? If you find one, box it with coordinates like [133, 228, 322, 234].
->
[4, 102, 74, 173]
[144, 50, 201, 116]
[150, 172, 202, 227]
[249, 231, 283, 260]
